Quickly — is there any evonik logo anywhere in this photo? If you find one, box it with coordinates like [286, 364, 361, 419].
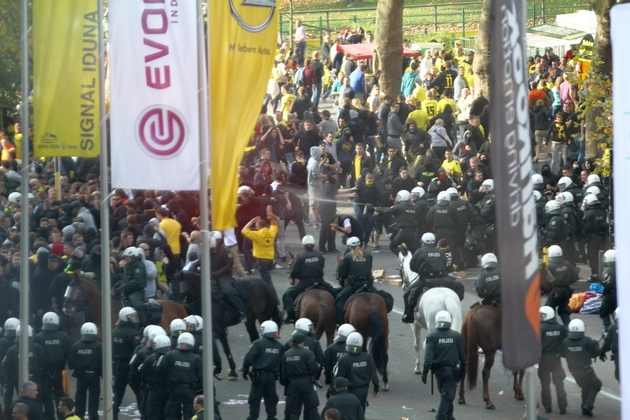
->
[137, 105, 187, 158]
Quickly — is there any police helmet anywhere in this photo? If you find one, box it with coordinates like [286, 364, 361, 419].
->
[421, 232, 436, 246]
[481, 253, 498, 269]
[3, 318, 19, 335]
[118, 307, 139, 323]
[42, 312, 60, 330]
[561, 191, 574, 204]
[480, 179, 494, 192]
[16, 324, 33, 338]
[547, 245, 563, 259]
[80, 322, 98, 337]
[153, 334, 172, 350]
[583, 194, 599, 207]
[345, 332, 364, 354]
[586, 174, 600, 188]
[260, 320, 279, 337]
[603, 249, 616, 264]
[177, 332, 195, 350]
[184, 315, 203, 332]
[437, 191, 450, 202]
[8, 192, 21, 204]
[532, 173, 544, 186]
[302, 235, 316, 246]
[568, 318, 585, 337]
[148, 326, 167, 342]
[170, 319, 187, 336]
[346, 237, 361, 248]
[557, 176, 573, 192]
[336, 323, 356, 342]
[446, 187, 459, 199]
[544, 200, 561, 215]
[396, 190, 411, 203]
[539, 306, 555, 322]
[435, 310, 452, 329]
[122, 246, 143, 259]
[585, 185, 601, 197]
[295, 318, 313, 334]
[411, 186, 425, 199]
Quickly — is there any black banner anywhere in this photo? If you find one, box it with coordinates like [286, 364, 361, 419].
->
[490, 0, 541, 370]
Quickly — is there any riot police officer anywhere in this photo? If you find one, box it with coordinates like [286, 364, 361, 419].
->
[447, 187, 472, 269]
[169, 318, 187, 348]
[411, 187, 430, 234]
[543, 200, 566, 248]
[545, 245, 578, 326]
[119, 247, 148, 311]
[582, 194, 608, 276]
[558, 176, 583, 206]
[558, 191, 579, 265]
[334, 332, 379, 411]
[283, 318, 325, 379]
[475, 253, 501, 305]
[600, 250, 617, 330]
[140, 333, 171, 420]
[426, 191, 456, 246]
[242, 320, 283, 420]
[385, 190, 420, 254]
[159, 332, 202, 420]
[477, 179, 496, 251]
[561, 319, 601, 417]
[403, 232, 448, 323]
[422, 311, 464, 420]
[280, 331, 320, 420]
[324, 324, 355, 387]
[35, 311, 70, 419]
[538, 306, 567, 415]
[1, 317, 19, 412]
[112, 307, 141, 420]
[283, 235, 334, 323]
[131, 325, 166, 418]
[600, 307, 619, 381]
[2, 325, 44, 405]
[335, 238, 373, 324]
[69, 322, 102, 420]
[321, 376, 364, 420]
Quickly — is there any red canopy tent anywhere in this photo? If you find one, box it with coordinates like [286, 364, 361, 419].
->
[339, 43, 420, 60]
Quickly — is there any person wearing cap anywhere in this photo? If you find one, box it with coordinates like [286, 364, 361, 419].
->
[321, 377, 364, 420]
[241, 209, 280, 285]
[561, 319, 601, 417]
[280, 331, 319, 420]
[538, 306, 567, 415]
[69, 322, 101, 420]
[282, 235, 334, 323]
[335, 237, 373, 323]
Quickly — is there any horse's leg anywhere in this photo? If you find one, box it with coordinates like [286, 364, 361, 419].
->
[413, 321, 423, 374]
[382, 357, 390, 392]
[482, 351, 496, 410]
[245, 311, 259, 343]
[218, 332, 238, 380]
[513, 369, 525, 401]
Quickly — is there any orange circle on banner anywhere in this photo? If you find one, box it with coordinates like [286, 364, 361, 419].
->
[229, 0, 277, 33]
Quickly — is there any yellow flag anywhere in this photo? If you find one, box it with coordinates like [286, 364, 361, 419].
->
[210, 0, 278, 230]
[33, 0, 100, 158]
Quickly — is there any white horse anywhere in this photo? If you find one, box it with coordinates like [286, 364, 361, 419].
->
[399, 250, 463, 374]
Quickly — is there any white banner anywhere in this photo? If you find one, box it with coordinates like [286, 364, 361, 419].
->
[611, 4, 630, 419]
[109, 0, 200, 190]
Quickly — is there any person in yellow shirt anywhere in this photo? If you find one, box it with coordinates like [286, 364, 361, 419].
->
[406, 105, 429, 131]
[158, 206, 183, 284]
[437, 90, 458, 117]
[411, 83, 426, 104]
[422, 89, 439, 120]
[279, 86, 296, 121]
[242, 212, 279, 284]
[441, 150, 463, 183]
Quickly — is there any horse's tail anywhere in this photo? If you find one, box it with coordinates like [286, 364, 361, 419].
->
[368, 310, 388, 373]
[463, 313, 479, 390]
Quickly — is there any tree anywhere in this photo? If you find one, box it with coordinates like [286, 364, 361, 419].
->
[0, 0, 22, 118]
[375, 0, 403, 99]
[472, 0, 491, 98]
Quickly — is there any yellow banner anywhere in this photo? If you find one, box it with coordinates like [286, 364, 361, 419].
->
[33, 0, 100, 158]
[210, 0, 278, 230]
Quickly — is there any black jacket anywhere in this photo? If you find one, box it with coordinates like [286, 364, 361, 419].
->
[423, 328, 465, 373]
[321, 391, 364, 420]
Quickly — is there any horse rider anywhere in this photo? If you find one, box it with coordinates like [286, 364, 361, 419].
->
[242, 320, 283, 420]
[383, 190, 419, 254]
[402, 232, 448, 323]
[538, 306, 568, 415]
[422, 310, 464, 420]
[35, 311, 71, 419]
[283, 318, 325, 379]
[561, 319, 602, 417]
[475, 253, 501, 306]
[280, 331, 320, 420]
[545, 245, 578, 326]
[210, 233, 246, 320]
[112, 307, 141, 420]
[599, 249, 617, 329]
[324, 324, 356, 388]
[159, 332, 202, 420]
[283, 235, 335, 324]
[334, 331, 379, 412]
[140, 333, 171, 420]
[119, 247, 148, 318]
[69, 322, 102, 420]
[600, 308, 619, 381]
[335, 237, 374, 324]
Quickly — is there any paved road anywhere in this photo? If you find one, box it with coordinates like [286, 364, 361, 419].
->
[115, 223, 620, 420]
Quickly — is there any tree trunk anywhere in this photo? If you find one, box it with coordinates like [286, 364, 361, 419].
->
[375, 0, 404, 99]
[473, 0, 491, 98]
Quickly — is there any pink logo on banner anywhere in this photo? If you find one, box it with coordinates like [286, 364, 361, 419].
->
[137, 106, 186, 158]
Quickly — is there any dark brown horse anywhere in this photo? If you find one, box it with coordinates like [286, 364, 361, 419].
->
[345, 292, 390, 391]
[296, 288, 336, 345]
[458, 304, 524, 409]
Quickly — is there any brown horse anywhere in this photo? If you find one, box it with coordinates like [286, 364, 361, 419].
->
[345, 292, 390, 391]
[458, 304, 524, 409]
[63, 276, 187, 333]
[296, 288, 336, 345]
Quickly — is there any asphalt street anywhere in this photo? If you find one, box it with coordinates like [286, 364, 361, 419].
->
[113, 222, 621, 420]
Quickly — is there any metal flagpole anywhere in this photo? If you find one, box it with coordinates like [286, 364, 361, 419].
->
[197, 1, 215, 416]
[526, 366, 537, 420]
[18, 0, 31, 388]
[97, 1, 114, 418]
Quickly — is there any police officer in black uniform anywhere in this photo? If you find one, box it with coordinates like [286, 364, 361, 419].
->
[334, 331, 379, 412]
[600, 250, 617, 329]
[477, 179, 496, 252]
[545, 245, 578, 326]
[69, 322, 102, 420]
[2, 324, 44, 407]
[112, 307, 141, 420]
[131, 325, 163, 419]
[324, 324, 355, 387]
[242, 320, 283, 420]
[543, 200, 566, 248]
[283, 235, 334, 323]
[385, 190, 419, 254]
[538, 306, 567, 415]
[280, 331, 320, 420]
[139, 333, 171, 420]
[321, 377, 364, 420]
[600, 307, 619, 381]
[0, 317, 19, 415]
[159, 332, 202, 420]
[403, 232, 448, 323]
[331, 215, 365, 246]
[561, 318, 602, 417]
[283, 318, 325, 380]
[35, 311, 70, 419]
[426, 191, 456, 247]
[475, 253, 501, 305]
[446, 187, 472, 269]
[335, 237, 373, 324]
[582, 194, 608, 277]
[422, 310, 464, 420]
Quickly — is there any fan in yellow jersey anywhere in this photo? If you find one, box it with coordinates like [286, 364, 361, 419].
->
[242, 210, 279, 286]
[421, 89, 439, 119]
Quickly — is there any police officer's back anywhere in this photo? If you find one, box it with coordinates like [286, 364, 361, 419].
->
[546, 245, 577, 326]
[280, 332, 320, 420]
[140, 333, 171, 419]
[334, 332, 378, 408]
[3, 325, 44, 386]
[538, 306, 567, 415]
[283, 319, 324, 379]
[600, 308, 619, 381]
[322, 377, 364, 420]
[543, 200, 566, 247]
[112, 307, 141, 417]
[69, 322, 102, 420]
[475, 253, 501, 305]
[324, 324, 355, 386]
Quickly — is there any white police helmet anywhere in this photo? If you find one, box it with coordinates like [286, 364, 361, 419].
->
[8, 192, 21, 204]
[148, 326, 167, 342]
[603, 249, 616, 264]
[437, 191, 450, 202]
[122, 246, 143, 259]
[435, 310, 452, 328]
[295, 318, 313, 334]
[481, 253, 498, 269]
[153, 334, 172, 350]
[80, 322, 98, 336]
[480, 179, 494, 192]
[260, 320, 279, 337]
[119, 307, 139, 323]
[547, 245, 563, 259]
[532, 173, 544, 186]
[4, 317, 19, 334]
[42, 312, 60, 330]
[346, 237, 361, 248]
[177, 332, 195, 350]
[411, 186, 425, 199]
[586, 174, 600, 187]
[345, 331, 364, 354]
[585, 185, 601, 197]
[336, 323, 356, 342]
[557, 176, 573, 191]
[446, 187, 459, 199]
[184, 315, 203, 332]
[544, 200, 561, 214]
[302, 235, 315, 246]
[170, 319, 187, 335]
[568, 318, 585, 334]
[421, 232, 436, 246]
[16, 324, 33, 337]
[396, 190, 411, 203]
[561, 191, 574, 204]
[539, 306, 555, 322]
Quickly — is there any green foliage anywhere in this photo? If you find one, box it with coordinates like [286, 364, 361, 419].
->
[0, 0, 22, 114]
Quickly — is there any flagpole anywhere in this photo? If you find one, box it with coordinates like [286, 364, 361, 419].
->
[197, 0, 215, 415]
[97, 1, 114, 419]
[18, 0, 31, 388]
